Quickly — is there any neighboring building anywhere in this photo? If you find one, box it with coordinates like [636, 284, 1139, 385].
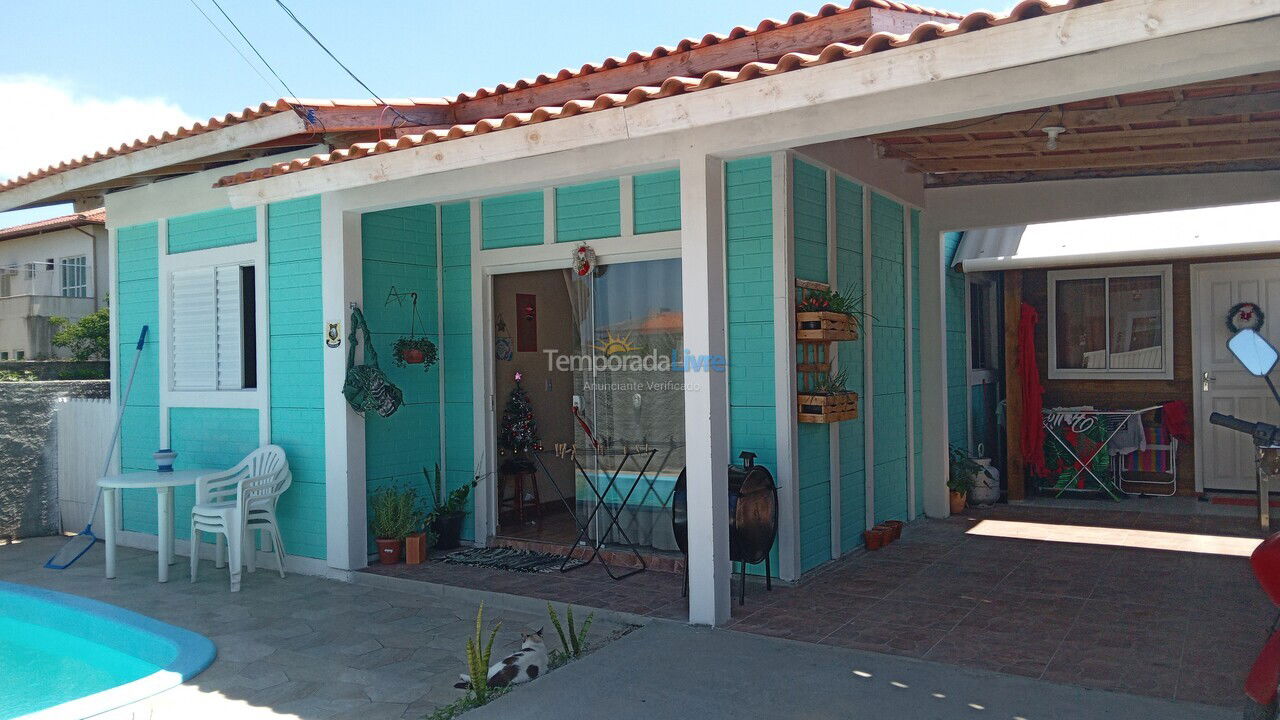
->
[0, 0, 1275, 627]
[0, 208, 107, 359]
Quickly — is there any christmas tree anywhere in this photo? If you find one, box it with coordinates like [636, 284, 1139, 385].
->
[498, 372, 542, 456]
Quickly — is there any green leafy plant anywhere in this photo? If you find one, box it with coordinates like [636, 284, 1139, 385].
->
[0, 369, 37, 382]
[425, 687, 511, 720]
[424, 464, 478, 519]
[392, 336, 438, 370]
[810, 369, 850, 395]
[546, 602, 594, 668]
[796, 286, 870, 319]
[49, 305, 110, 361]
[948, 444, 981, 495]
[369, 485, 422, 540]
[463, 603, 503, 704]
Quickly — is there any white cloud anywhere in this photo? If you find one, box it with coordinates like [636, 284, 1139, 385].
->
[0, 75, 196, 183]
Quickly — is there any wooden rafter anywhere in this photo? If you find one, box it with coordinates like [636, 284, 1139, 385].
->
[907, 141, 1280, 173]
[881, 121, 1280, 158]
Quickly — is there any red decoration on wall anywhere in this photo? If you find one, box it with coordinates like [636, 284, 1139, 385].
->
[516, 293, 538, 352]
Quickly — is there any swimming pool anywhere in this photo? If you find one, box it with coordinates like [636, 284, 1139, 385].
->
[0, 581, 216, 720]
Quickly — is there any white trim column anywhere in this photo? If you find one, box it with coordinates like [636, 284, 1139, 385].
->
[919, 216, 950, 518]
[322, 196, 368, 570]
[680, 152, 731, 626]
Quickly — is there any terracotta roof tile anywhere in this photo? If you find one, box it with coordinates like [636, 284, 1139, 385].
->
[0, 208, 105, 242]
[452, 0, 964, 102]
[216, 0, 1104, 188]
[0, 99, 451, 195]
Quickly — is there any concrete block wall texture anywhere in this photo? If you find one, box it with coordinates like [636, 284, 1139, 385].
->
[556, 179, 620, 243]
[166, 207, 256, 254]
[835, 176, 866, 554]
[361, 205, 441, 551]
[911, 209, 924, 517]
[440, 202, 476, 540]
[725, 155, 779, 578]
[632, 170, 680, 234]
[267, 196, 327, 559]
[792, 157, 832, 573]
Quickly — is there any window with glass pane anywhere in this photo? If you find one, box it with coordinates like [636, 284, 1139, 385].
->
[1054, 278, 1107, 369]
[59, 256, 87, 297]
[1106, 275, 1162, 369]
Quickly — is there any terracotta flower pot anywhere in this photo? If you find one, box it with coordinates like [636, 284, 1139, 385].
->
[405, 532, 428, 565]
[375, 538, 402, 565]
[881, 520, 904, 541]
[949, 490, 968, 515]
[402, 348, 425, 364]
[863, 528, 888, 550]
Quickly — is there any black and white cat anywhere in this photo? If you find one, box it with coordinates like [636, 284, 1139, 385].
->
[455, 629, 548, 689]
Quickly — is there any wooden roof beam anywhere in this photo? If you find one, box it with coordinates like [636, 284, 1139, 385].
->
[910, 140, 1280, 173]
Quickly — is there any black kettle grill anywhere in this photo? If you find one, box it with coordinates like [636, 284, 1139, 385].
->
[672, 451, 778, 605]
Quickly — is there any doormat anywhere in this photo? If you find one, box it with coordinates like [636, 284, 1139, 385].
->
[1208, 496, 1280, 508]
[442, 547, 586, 573]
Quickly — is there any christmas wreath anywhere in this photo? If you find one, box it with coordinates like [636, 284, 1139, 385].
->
[1227, 302, 1265, 333]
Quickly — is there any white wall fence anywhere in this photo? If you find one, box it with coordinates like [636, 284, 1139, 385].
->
[54, 397, 112, 532]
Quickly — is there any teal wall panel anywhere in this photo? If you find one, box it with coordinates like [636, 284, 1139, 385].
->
[167, 207, 256, 254]
[268, 196, 326, 559]
[362, 205, 441, 551]
[835, 177, 866, 553]
[117, 223, 162, 533]
[556, 180, 620, 243]
[481, 192, 543, 249]
[792, 158, 828, 283]
[943, 231, 970, 449]
[870, 192, 908, 524]
[632, 170, 680, 234]
[910, 209, 924, 518]
[725, 156, 778, 578]
[440, 202, 476, 539]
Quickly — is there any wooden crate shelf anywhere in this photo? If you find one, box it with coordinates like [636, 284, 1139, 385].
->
[797, 392, 859, 424]
[796, 311, 859, 342]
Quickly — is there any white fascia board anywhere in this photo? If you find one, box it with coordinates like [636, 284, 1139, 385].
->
[962, 240, 1280, 272]
[225, 0, 1280, 209]
[0, 111, 308, 213]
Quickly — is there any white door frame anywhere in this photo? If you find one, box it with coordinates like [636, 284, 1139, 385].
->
[1190, 258, 1280, 493]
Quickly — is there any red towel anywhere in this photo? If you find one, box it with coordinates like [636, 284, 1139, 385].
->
[1019, 303, 1048, 475]
[1162, 400, 1192, 443]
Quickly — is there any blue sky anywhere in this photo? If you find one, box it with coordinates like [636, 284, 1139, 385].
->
[0, 0, 995, 226]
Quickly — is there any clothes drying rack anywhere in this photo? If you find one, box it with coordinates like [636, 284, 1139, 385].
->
[1040, 405, 1163, 501]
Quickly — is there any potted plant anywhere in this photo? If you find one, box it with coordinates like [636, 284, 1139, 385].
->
[424, 464, 479, 550]
[370, 485, 420, 564]
[393, 336, 438, 370]
[405, 523, 437, 565]
[948, 444, 981, 514]
[796, 285, 866, 341]
[797, 369, 859, 424]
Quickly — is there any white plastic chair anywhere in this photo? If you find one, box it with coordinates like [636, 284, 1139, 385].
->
[190, 445, 291, 592]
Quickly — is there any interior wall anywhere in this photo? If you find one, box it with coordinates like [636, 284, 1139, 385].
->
[491, 271, 576, 523]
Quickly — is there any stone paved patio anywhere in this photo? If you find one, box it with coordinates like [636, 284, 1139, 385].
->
[0, 536, 630, 719]
[369, 501, 1273, 711]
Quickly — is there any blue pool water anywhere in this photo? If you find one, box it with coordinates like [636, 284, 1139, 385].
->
[0, 581, 215, 720]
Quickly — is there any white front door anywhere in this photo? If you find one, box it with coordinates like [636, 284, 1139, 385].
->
[1194, 260, 1280, 491]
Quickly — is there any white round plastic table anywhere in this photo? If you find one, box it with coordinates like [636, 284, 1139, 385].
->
[98, 469, 216, 583]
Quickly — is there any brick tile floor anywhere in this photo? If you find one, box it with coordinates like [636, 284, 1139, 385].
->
[367, 501, 1273, 710]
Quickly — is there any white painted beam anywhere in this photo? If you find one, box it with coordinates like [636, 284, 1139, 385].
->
[918, 217, 950, 519]
[772, 151, 801, 582]
[680, 153, 731, 626]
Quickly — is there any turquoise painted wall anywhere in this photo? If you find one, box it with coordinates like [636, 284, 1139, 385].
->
[724, 156, 778, 578]
[792, 158, 831, 572]
[117, 223, 161, 533]
[943, 232, 970, 449]
[440, 202, 476, 539]
[632, 170, 680, 234]
[148, 408, 259, 540]
[481, 192, 543, 249]
[556, 180, 620, 243]
[167, 207, 256, 254]
[267, 196, 327, 559]
[835, 177, 866, 554]
[362, 205, 441, 550]
[870, 192, 908, 524]
[911, 209, 924, 518]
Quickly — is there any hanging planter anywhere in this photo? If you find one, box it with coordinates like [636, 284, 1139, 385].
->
[385, 288, 438, 371]
[795, 282, 864, 342]
[797, 368, 859, 424]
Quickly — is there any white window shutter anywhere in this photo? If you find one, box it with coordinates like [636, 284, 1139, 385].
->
[171, 268, 218, 390]
[215, 266, 243, 389]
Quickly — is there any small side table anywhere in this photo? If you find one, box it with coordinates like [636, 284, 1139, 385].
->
[499, 466, 542, 525]
[98, 469, 216, 583]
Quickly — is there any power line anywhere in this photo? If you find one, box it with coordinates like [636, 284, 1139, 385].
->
[271, 0, 418, 128]
[207, 0, 302, 104]
[186, 0, 279, 98]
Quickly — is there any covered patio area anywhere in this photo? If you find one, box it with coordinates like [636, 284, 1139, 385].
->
[367, 501, 1269, 709]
